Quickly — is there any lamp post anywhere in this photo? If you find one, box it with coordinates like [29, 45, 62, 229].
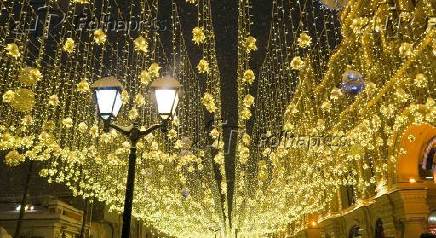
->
[92, 76, 181, 238]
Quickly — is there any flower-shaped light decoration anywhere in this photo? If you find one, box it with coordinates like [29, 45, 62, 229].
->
[168, 129, 178, 140]
[89, 125, 99, 138]
[128, 108, 139, 120]
[243, 36, 257, 53]
[321, 100, 332, 112]
[240, 107, 252, 120]
[62, 118, 73, 128]
[5, 43, 20, 59]
[243, 69, 255, 84]
[4, 150, 25, 167]
[76, 80, 90, 93]
[48, 95, 60, 107]
[63, 38, 75, 54]
[192, 27, 206, 45]
[18, 67, 42, 86]
[297, 32, 312, 48]
[77, 122, 88, 133]
[290, 56, 305, 70]
[121, 91, 130, 104]
[414, 73, 427, 88]
[399, 42, 414, 58]
[148, 63, 161, 78]
[134, 36, 148, 53]
[209, 128, 220, 139]
[197, 59, 210, 74]
[239, 146, 250, 165]
[139, 70, 151, 85]
[243, 94, 255, 108]
[10, 88, 35, 112]
[202, 92, 217, 113]
[134, 94, 145, 106]
[242, 133, 251, 145]
[94, 29, 107, 45]
[2, 90, 15, 103]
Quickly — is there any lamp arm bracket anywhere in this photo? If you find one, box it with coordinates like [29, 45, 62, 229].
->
[138, 123, 164, 138]
[104, 120, 132, 137]
[104, 119, 168, 145]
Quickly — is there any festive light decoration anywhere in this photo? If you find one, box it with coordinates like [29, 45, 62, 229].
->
[192, 27, 206, 45]
[242, 69, 255, 85]
[5, 43, 20, 59]
[18, 67, 42, 86]
[233, 0, 435, 237]
[63, 38, 75, 54]
[134, 36, 148, 53]
[341, 69, 365, 94]
[197, 59, 210, 74]
[297, 32, 312, 48]
[93, 29, 107, 45]
[0, 0, 435, 237]
[0, 0, 223, 237]
[290, 56, 305, 70]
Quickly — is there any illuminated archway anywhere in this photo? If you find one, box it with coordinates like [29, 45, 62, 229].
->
[395, 124, 436, 182]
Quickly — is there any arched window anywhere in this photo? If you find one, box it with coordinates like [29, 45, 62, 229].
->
[419, 137, 436, 180]
[348, 225, 361, 238]
[375, 218, 385, 238]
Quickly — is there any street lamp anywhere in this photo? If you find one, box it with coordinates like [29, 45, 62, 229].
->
[150, 76, 181, 120]
[92, 76, 181, 238]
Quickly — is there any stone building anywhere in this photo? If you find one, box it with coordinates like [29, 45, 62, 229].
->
[292, 124, 436, 238]
[0, 162, 168, 238]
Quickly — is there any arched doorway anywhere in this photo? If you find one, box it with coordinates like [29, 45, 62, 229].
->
[396, 124, 436, 182]
[419, 137, 436, 180]
[375, 218, 385, 238]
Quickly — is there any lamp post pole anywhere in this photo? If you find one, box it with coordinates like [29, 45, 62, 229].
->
[92, 76, 181, 238]
[104, 121, 166, 238]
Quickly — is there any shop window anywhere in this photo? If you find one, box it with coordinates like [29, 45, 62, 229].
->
[419, 137, 436, 180]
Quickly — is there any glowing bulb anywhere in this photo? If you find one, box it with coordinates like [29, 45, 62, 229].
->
[409, 178, 416, 183]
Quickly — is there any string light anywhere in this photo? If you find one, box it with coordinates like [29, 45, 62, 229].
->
[233, 0, 435, 237]
[0, 0, 435, 237]
[0, 0, 224, 236]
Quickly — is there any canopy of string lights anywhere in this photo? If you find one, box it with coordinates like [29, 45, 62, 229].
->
[0, 0, 435, 237]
